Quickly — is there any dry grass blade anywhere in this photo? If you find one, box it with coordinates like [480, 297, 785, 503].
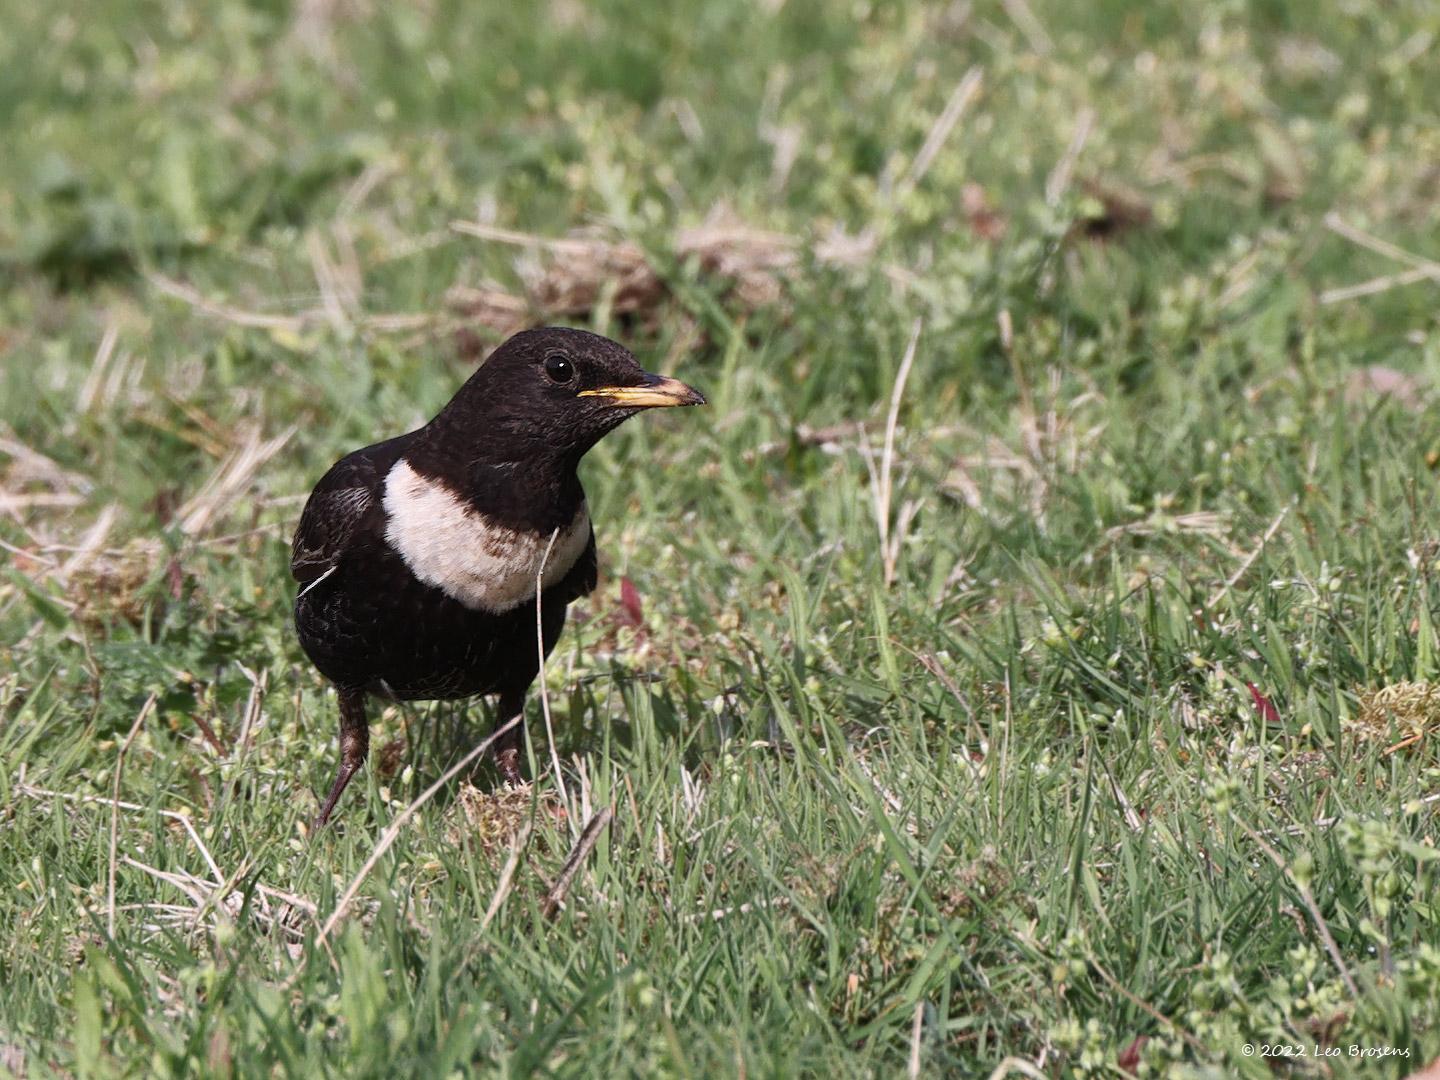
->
[122, 855, 312, 942]
[443, 286, 532, 343]
[448, 227, 662, 340]
[175, 425, 295, 537]
[15, 780, 305, 945]
[1206, 504, 1291, 610]
[675, 217, 799, 307]
[1045, 108, 1096, 205]
[861, 318, 923, 587]
[1001, 0, 1053, 53]
[108, 694, 157, 938]
[147, 271, 312, 331]
[76, 324, 121, 415]
[1095, 760, 1145, 836]
[307, 230, 356, 334]
[1320, 266, 1433, 305]
[894, 67, 983, 201]
[220, 667, 267, 807]
[1105, 509, 1230, 542]
[541, 805, 614, 919]
[450, 220, 600, 256]
[984, 1057, 1048, 1080]
[0, 427, 94, 494]
[57, 504, 118, 584]
[480, 818, 534, 931]
[0, 492, 86, 512]
[123, 857, 225, 915]
[907, 1002, 924, 1079]
[1323, 213, 1440, 283]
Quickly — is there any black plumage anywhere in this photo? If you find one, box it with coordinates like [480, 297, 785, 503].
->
[291, 327, 704, 825]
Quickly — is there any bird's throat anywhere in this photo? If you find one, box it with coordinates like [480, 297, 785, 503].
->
[410, 421, 586, 535]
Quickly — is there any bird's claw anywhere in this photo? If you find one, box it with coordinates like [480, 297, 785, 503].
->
[493, 745, 524, 786]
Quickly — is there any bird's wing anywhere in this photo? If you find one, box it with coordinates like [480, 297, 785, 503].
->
[290, 451, 390, 587]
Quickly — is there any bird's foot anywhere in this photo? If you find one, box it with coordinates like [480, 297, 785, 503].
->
[492, 745, 525, 786]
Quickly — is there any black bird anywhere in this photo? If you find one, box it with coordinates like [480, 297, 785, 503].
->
[291, 327, 704, 826]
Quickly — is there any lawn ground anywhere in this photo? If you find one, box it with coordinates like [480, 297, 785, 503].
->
[4, 1, 1440, 1076]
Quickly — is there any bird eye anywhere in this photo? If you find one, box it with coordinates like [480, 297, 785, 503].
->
[544, 353, 575, 384]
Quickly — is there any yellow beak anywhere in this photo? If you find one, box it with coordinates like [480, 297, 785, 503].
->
[578, 373, 706, 408]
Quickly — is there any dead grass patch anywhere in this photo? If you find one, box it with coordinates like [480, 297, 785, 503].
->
[1353, 681, 1440, 754]
[444, 781, 560, 858]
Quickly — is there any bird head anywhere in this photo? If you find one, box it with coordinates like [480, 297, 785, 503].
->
[433, 326, 705, 468]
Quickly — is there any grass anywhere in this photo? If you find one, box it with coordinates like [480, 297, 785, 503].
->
[4, 0, 1440, 1075]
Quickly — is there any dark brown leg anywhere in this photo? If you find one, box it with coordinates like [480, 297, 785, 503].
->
[491, 688, 526, 785]
[314, 687, 369, 828]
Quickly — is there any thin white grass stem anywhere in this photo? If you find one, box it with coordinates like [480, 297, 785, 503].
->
[907, 1002, 924, 1078]
[984, 1057, 1047, 1080]
[876, 319, 923, 586]
[1324, 213, 1440, 281]
[535, 527, 570, 811]
[107, 694, 156, 938]
[1206, 503, 1291, 610]
[896, 68, 982, 198]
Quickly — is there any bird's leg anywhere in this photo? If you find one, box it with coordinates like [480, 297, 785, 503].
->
[314, 687, 369, 828]
[491, 688, 527, 786]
